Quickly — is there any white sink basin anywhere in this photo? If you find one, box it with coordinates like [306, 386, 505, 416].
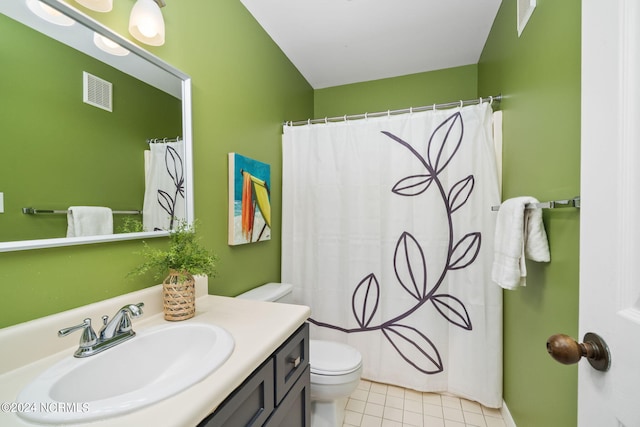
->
[17, 322, 234, 424]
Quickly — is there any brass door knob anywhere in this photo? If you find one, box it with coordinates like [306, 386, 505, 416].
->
[546, 332, 610, 372]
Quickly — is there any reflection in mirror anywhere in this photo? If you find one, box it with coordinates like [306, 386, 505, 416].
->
[0, 0, 193, 252]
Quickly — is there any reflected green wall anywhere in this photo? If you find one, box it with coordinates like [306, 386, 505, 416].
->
[478, 1, 581, 426]
[1, 0, 313, 328]
[1, 14, 181, 242]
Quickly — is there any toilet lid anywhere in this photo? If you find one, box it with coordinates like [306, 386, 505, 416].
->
[310, 340, 362, 375]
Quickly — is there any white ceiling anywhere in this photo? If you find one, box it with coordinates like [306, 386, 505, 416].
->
[239, 0, 503, 89]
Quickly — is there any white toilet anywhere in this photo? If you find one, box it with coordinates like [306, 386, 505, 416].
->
[237, 283, 363, 427]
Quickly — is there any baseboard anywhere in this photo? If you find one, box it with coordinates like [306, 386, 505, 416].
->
[501, 400, 517, 427]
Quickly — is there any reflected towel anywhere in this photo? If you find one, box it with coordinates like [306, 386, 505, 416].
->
[66, 206, 113, 237]
[491, 197, 550, 289]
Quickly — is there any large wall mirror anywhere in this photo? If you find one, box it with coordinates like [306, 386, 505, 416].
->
[0, 0, 193, 252]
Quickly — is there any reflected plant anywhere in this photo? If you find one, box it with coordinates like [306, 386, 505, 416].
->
[118, 217, 144, 233]
[310, 112, 481, 374]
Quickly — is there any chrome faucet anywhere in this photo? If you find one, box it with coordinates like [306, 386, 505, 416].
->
[58, 302, 144, 358]
[99, 303, 144, 340]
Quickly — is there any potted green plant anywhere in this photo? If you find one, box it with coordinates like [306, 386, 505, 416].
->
[129, 220, 218, 321]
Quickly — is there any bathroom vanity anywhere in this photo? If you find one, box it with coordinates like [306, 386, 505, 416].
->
[198, 323, 310, 427]
[0, 277, 311, 426]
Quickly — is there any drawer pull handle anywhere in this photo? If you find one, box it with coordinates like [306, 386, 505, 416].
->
[289, 356, 301, 368]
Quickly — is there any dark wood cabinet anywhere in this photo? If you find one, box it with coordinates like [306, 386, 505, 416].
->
[198, 323, 310, 427]
[265, 365, 310, 427]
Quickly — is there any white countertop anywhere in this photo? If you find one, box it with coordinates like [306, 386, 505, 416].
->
[0, 278, 310, 427]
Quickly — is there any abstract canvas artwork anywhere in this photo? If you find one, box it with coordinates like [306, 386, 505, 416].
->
[228, 153, 271, 245]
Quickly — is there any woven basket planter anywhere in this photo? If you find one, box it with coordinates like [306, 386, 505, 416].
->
[162, 269, 195, 321]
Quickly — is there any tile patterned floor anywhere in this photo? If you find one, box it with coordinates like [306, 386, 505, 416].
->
[343, 380, 507, 427]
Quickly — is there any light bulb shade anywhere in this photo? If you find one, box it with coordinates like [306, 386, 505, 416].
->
[93, 33, 130, 56]
[75, 0, 113, 13]
[129, 0, 165, 46]
[26, 0, 75, 26]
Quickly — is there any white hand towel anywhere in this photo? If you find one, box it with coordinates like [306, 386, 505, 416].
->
[491, 197, 550, 290]
[66, 206, 113, 237]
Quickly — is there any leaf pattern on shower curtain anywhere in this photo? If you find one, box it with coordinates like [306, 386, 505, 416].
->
[426, 112, 463, 173]
[391, 173, 434, 196]
[431, 294, 472, 330]
[449, 232, 481, 270]
[352, 274, 380, 328]
[310, 111, 478, 375]
[381, 324, 443, 374]
[448, 175, 475, 213]
[394, 232, 428, 300]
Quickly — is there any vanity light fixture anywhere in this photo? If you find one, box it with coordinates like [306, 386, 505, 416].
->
[26, 0, 75, 26]
[75, 0, 113, 13]
[93, 33, 130, 56]
[128, 0, 166, 46]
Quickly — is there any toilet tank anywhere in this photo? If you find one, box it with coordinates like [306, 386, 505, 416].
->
[236, 283, 294, 303]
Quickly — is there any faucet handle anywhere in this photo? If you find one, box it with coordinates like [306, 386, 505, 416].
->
[118, 303, 144, 333]
[118, 311, 133, 333]
[129, 302, 144, 317]
[58, 318, 98, 348]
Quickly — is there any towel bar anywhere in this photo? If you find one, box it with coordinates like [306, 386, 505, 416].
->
[22, 208, 141, 215]
[491, 197, 580, 211]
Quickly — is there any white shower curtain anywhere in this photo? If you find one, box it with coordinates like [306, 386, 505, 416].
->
[143, 141, 186, 231]
[281, 103, 502, 407]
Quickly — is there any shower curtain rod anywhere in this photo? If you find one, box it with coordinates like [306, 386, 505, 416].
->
[146, 136, 182, 144]
[284, 94, 502, 126]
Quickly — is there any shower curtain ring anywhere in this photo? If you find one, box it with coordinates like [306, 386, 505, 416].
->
[460, 100, 463, 108]
[490, 96, 494, 104]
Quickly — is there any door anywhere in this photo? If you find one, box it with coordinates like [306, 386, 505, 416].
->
[580, 1, 640, 425]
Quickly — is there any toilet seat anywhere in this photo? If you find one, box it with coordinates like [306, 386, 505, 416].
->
[310, 340, 362, 376]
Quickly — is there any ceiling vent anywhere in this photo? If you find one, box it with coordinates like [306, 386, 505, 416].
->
[83, 71, 112, 112]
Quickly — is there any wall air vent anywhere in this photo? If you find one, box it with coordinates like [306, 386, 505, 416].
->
[83, 71, 112, 112]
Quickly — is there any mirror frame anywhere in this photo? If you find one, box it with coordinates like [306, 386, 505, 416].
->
[0, 0, 194, 252]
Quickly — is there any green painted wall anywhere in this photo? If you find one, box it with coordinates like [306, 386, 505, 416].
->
[1, 0, 313, 328]
[1, 3, 581, 425]
[314, 64, 478, 118]
[1, 14, 181, 242]
[478, 1, 581, 426]
[312, 2, 582, 424]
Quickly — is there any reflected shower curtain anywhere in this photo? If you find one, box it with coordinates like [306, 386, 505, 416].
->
[281, 103, 502, 407]
[143, 141, 186, 231]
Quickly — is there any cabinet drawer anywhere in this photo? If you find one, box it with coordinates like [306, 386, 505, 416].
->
[198, 358, 275, 427]
[274, 323, 309, 405]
